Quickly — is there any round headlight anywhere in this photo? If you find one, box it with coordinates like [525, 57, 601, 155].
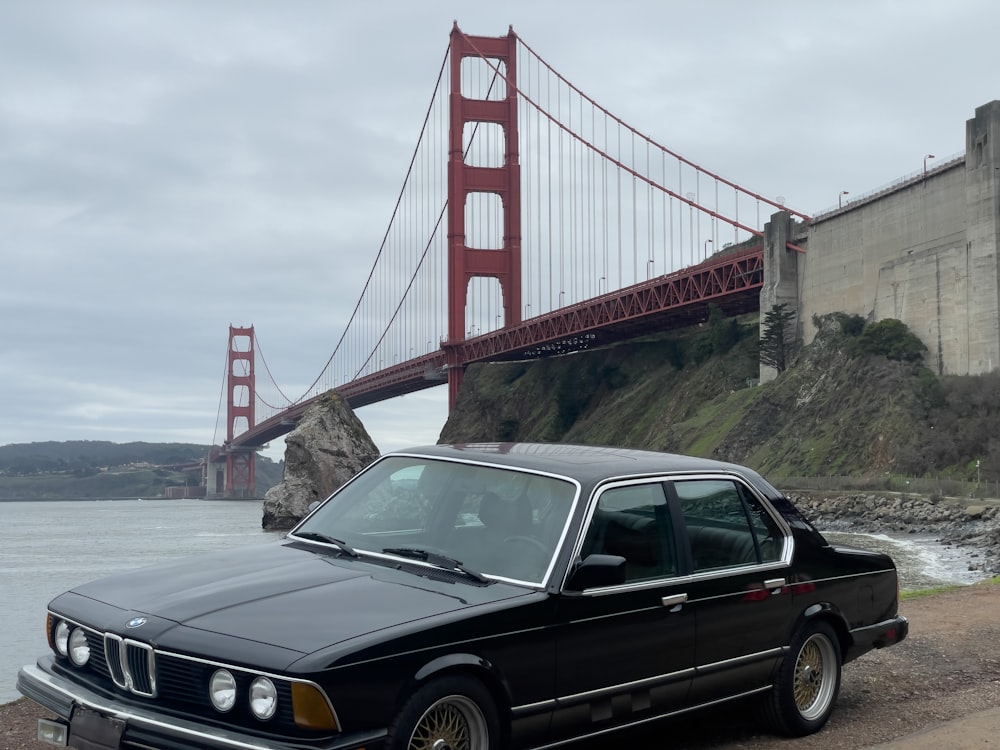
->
[68, 628, 90, 666]
[54, 621, 70, 657]
[249, 677, 278, 720]
[209, 669, 237, 713]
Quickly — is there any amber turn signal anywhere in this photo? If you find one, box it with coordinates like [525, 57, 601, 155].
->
[291, 682, 338, 731]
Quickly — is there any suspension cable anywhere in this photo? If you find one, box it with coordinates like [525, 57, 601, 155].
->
[289, 44, 451, 403]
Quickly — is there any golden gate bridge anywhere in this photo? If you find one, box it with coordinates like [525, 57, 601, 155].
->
[213, 23, 809, 495]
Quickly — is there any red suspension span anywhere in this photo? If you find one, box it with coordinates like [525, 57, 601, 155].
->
[445, 24, 521, 408]
[226, 325, 256, 496]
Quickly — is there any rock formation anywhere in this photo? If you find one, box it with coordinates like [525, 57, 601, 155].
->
[262, 390, 380, 530]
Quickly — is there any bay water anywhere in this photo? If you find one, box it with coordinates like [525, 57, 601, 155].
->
[0, 499, 986, 704]
[1, 499, 281, 704]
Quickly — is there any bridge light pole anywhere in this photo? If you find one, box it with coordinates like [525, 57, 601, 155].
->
[839, 190, 849, 208]
[923, 154, 935, 176]
[704, 239, 713, 256]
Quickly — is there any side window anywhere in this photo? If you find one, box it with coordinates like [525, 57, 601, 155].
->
[674, 479, 782, 571]
[581, 483, 677, 582]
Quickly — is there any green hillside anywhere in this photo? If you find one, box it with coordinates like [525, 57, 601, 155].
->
[0, 441, 282, 500]
[441, 312, 999, 484]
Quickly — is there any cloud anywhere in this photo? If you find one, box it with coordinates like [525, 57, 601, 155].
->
[1, 0, 997, 459]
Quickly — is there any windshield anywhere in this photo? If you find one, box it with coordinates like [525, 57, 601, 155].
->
[290, 455, 578, 585]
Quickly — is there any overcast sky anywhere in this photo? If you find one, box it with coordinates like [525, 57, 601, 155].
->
[1, 1, 997, 461]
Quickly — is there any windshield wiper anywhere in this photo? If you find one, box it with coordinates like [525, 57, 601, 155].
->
[382, 547, 489, 584]
[295, 531, 359, 557]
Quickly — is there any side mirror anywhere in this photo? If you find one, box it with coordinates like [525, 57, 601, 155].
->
[566, 554, 627, 590]
[307, 500, 322, 513]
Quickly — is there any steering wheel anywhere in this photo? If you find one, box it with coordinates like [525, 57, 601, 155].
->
[503, 535, 549, 556]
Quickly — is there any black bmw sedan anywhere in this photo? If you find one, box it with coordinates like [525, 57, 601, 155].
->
[18, 443, 908, 750]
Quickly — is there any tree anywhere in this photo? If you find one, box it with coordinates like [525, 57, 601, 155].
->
[855, 318, 927, 362]
[759, 303, 796, 373]
[707, 304, 740, 355]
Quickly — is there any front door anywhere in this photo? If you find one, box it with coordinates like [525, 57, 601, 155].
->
[551, 481, 696, 740]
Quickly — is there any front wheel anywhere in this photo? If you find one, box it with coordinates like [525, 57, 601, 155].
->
[759, 620, 842, 736]
[387, 675, 501, 750]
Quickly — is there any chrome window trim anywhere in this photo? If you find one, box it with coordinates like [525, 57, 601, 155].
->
[563, 475, 675, 592]
[563, 472, 797, 593]
[670, 472, 795, 563]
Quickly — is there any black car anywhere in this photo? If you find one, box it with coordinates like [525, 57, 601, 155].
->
[19, 443, 908, 750]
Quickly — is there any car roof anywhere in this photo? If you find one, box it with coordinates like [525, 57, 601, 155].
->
[388, 443, 768, 488]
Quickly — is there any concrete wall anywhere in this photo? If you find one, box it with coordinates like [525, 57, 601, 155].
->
[766, 100, 1000, 377]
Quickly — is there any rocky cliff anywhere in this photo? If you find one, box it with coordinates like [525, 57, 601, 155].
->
[440, 313, 1000, 483]
[262, 390, 379, 530]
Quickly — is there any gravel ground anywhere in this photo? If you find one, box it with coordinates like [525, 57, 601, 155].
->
[3, 583, 999, 749]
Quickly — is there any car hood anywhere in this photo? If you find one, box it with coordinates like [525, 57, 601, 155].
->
[57, 541, 532, 658]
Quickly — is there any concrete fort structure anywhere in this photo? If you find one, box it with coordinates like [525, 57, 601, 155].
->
[763, 99, 1000, 379]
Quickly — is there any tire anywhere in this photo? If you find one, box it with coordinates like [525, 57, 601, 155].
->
[387, 675, 502, 750]
[759, 620, 842, 736]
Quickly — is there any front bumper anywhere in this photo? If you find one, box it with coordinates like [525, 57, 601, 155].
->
[18, 660, 385, 750]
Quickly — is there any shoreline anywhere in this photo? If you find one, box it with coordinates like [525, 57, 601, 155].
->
[789, 490, 1000, 577]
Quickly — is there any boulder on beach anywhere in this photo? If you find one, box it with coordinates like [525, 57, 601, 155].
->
[261, 390, 379, 530]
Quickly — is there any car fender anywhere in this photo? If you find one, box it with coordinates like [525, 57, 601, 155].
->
[797, 601, 852, 654]
[409, 653, 512, 711]
[414, 652, 495, 683]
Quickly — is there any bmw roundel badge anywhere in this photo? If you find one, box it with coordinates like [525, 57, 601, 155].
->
[126, 617, 147, 629]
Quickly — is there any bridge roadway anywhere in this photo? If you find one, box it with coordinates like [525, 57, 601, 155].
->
[233, 245, 764, 449]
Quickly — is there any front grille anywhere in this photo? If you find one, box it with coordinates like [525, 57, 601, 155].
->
[52, 615, 325, 739]
[104, 634, 156, 697]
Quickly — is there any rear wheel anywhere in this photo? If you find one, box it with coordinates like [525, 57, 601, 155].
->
[388, 675, 500, 750]
[760, 620, 842, 736]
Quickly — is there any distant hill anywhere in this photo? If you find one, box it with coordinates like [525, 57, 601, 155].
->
[0, 441, 283, 500]
[441, 311, 1000, 484]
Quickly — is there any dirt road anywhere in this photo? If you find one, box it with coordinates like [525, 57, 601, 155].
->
[4, 583, 1000, 749]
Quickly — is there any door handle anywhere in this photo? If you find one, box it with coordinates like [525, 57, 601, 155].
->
[661, 593, 688, 609]
[764, 578, 786, 592]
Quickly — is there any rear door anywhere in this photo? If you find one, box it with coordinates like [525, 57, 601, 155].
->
[668, 476, 793, 703]
[551, 481, 695, 738]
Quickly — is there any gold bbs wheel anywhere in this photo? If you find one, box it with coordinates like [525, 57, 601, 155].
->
[388, 676, 500, 750]
[759, 620, 842, 736]
[409, 695, 489, 750]
[793, 630, 839, 721]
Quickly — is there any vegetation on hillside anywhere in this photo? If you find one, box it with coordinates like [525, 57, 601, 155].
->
[441, 309, 1000, 483]
[758, 303, 797, 373]
[0, 441, 283, 499]
[0, 441, 206, 476]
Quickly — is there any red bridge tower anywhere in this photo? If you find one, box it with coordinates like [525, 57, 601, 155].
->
[225, 325, 256, 496]
[445, 25, 521, 407]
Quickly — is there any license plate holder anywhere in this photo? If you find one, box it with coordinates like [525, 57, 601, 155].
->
[69, 706, 125, 750]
